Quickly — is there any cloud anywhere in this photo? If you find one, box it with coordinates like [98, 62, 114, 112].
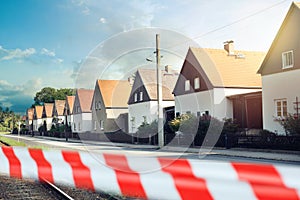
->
[0, 46, 36, 61]
[0, 79, 42, 113]
[41, 48, 55, 57]
[99, 17, 107, 24]
[73, 28, 199, 89]
[82, 6, 90, 15]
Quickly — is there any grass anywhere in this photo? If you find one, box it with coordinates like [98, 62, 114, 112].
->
[0, 134, 49, 149]
[0, 135, 27, 147]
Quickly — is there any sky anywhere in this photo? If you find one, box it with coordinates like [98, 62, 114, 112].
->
[0, 0, 295, 114]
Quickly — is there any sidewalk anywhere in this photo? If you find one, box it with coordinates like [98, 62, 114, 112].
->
[32, 135, 300, 163]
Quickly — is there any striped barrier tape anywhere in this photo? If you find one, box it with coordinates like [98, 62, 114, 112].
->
[0, 146, 299, 200]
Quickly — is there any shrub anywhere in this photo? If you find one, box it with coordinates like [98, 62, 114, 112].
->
[280, 115, 300, 136]
[169, 113, 199, 134]
[137, 120, 158, 138]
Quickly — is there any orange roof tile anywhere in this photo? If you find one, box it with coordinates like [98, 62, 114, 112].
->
[44, 103, 54, 118]
[27, 108, 34, 120]
[66, 96, 75, 114]
[54, 100, 65, 116]
[77, 89, 94, 113]
[190, 47, 265, 88]
[97, 80, 131, 107]
[34, 105, 43, 119]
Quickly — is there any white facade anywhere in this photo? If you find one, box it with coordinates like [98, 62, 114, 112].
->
[72, 113, 92, 133]
[128, 100, 174, 133]
[33, 119, 43, 132]
[67, 114, 73, 128]
[175, 88, 261, 120]
[262, 69, 300, 134]
[42, 117, 53, 131]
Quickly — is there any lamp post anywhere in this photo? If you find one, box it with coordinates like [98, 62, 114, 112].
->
[146, 34, 164, 148]
[156, 34, 164, 148]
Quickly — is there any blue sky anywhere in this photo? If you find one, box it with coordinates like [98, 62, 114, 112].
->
[0, 0, 294, 113]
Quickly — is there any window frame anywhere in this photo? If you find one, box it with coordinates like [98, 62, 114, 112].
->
[194, 77, 200, 90]
[139, 91, 143, 101]
[185, 80, 190, 91]
[134, 93, 138, 102]
[274, 99, 287, 119]
[282, 50, 294, 69]
[100, 120, 104, 130]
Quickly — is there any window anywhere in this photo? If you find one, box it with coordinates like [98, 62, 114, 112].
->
[78, 122, 81, 131]
[134, 93, 138, 102]
[74, 123, 76, 131]
[94, 121, 97, 130]
[100, 120, 104, 130]
[176, 112, 180, 117]
[95, 101, 101, 110]
[282, 51, 293, 69]
[185, 80, 190, 91]
[139, 91, 143, 101]
[275, 99, 287, 118]
[76, 106, 80, 113]
[194, 77, 200, 89]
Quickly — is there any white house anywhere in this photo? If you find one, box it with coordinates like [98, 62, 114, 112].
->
[91, 80, 131, 134]
[64, 95, 75, 129]
[26, 108, 34, 131]
[128, 67, 179, 133]
[173, 43, 265, 128]
[42, 103, 54, 131]
[258, 2, 300, 134]
[72, 89, 94, 133]
[52, 100, 66, 124]
[32, 105, 43, 132]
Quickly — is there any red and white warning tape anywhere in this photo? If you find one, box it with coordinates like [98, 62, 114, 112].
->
[0, 146, 299, 200]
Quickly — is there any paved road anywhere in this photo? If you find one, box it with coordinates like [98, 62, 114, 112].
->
[3, 134, 300, 166]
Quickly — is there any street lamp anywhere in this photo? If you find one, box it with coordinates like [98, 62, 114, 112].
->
[146, 34, 164, 148]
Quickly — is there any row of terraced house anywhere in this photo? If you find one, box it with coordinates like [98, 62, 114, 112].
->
[26, 2, 300, 137]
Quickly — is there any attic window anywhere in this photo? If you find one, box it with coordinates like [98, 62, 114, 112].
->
[139, 92, 143, 101]
[134, 93, 138, 102]
[282, 50, 293, 69]
[185, 80, 190, 91]
[194, 77, 200, 89]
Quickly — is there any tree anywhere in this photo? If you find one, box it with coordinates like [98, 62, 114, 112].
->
[55, 88, 75, 100]
[34, 87, 56, 104]
[33, 87, 74, 105]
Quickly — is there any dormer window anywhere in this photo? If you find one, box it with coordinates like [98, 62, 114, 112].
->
[185, 80, 190, 91]
[282, 50, 293, 69]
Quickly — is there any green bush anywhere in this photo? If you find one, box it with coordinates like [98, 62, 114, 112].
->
[280, 115, 300, 136]
[137, 120, 158, 138]
[169, 113, 199, 134]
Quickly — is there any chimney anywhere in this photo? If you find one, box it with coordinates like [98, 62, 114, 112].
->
[165, 65, 172, 73]
[128, 75, 135, 86]
[224, 40, 234, 55]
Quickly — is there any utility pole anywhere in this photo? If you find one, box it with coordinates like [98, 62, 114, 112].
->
[156, 34, 164, 147]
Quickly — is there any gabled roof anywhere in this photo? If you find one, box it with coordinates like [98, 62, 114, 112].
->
[136, 68, 179, 100]
[66, 96, 75, 114]
[76, 89, 94, 113]
[34, 105, 43, 119]
[54, 100, 65, 116]
[43, 103, 54, 118]
[27, 108, 34, 120]
[190, 47, 265, 88]
[258, 2, 300, 75]
[97, 80, 131, 107]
